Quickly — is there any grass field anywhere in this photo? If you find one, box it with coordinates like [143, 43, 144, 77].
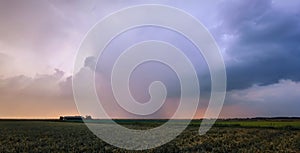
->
[215, 120, 300, 129]
[0, 120, 299, 152]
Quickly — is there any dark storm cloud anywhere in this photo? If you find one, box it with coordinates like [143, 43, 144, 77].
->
[217, 0, 300, 90]
[60, 0, 300, 99]
[84, 56, 97, 70]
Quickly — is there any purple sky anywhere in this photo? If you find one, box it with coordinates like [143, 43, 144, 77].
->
[0, 0, 300, 118]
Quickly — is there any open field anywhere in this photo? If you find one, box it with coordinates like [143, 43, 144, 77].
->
[215, 120, 300, 129]
[0, 120, 299, 152]
[112, 119, 300, 130]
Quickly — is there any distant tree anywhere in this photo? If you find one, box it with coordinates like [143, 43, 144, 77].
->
[85, 115, 92, 120]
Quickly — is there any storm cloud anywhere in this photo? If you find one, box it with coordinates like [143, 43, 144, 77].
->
[216, 0, 300, 90]
[1, 0, 300, 118]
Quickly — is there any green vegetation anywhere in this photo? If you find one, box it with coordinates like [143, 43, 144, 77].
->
[215, 120, 300, 129]
[0, 120, 299, 152]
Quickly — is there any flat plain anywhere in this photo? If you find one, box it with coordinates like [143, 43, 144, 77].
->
[0, 120, 299, 152]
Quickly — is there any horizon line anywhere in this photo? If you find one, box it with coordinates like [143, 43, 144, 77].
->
[1, 116, 300, 120]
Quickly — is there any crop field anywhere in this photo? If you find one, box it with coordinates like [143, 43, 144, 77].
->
[215, 120, 300, 129]
[0, 120, 299, 152]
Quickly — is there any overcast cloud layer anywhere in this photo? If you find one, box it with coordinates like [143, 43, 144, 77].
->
[0, 0, 300, 118]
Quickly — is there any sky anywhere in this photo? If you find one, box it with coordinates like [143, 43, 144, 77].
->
[0, 0, 300, 119]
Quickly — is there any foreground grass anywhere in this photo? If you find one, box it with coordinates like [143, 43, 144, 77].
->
[0, 121, 299, 152]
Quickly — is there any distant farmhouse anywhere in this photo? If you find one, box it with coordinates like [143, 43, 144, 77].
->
[59, 115, 92, 121]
